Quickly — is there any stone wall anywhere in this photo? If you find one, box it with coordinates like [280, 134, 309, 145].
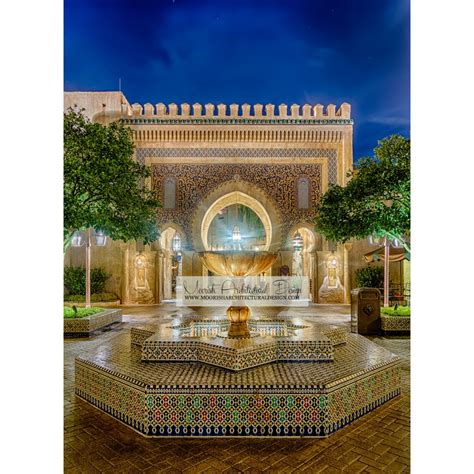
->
[64, 91, 131, 123]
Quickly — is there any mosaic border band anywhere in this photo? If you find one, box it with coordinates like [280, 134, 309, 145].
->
[136, 147, 338, 184]
[75, 360, 401, 438]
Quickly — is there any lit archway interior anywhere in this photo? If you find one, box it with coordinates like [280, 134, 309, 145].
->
[201, 192, 272, 251]
[295, 227, 316, 253]
[207, 204, 267, 250]
[159, 227, 175, 251]
[292, 227, 316, 300]
[159, 227, 182, 300]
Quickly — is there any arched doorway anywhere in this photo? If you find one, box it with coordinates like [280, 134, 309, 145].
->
[159, 227, 183, 300]
[290, 226, 317, 301]
[206, 203, 267, 250]
[201, 191, 272, 251]
[191, 181, 283, 252]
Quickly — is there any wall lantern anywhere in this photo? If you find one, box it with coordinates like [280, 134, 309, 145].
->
[94, 230, 107, 247]
[292, 232, 303, 252]
[71, 231, 83, 247]
[232, 225, 241, 242]
[390, 238, 403, 249]
[172, 232, 181, 253]
[368, 234, 384, 246]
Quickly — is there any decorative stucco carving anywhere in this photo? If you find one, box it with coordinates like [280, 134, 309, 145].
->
[151, 163, 321, 250]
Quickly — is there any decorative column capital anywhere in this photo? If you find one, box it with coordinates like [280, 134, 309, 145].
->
[343, 242, 353, 251]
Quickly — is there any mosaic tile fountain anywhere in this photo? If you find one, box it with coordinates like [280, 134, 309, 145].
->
[75, 251, 401, 437]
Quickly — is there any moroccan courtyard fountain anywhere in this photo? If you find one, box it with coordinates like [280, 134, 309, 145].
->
[75, 247, 402, 437]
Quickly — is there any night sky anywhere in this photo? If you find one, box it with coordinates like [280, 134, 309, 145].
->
[64, 0, 410, 160]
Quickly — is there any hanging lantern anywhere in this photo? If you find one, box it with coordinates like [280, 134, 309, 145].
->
[292, 232, 303, 251]
[94, 230, 107, 247]
[232, 225, 241, 242]
[368, 234, 383, 246]
[71, 231, 83, 247]
[172, 232, 181, 252]
[391, 237, 403, 249]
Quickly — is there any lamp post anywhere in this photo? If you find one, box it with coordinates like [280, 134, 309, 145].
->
[368, 234, 403, 307]
[383, 237, 390, 308]
[70, 229, 107, 308]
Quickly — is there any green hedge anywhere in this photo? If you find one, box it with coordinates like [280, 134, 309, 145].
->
[381, 306, 411, 317]
[64, 306, 105, 319]
[355, 266, 384, 288]
[64, 292, 118, 302]
[64, 266, 110, 295]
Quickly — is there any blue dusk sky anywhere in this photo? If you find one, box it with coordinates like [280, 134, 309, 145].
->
[64, 0, 410, 160]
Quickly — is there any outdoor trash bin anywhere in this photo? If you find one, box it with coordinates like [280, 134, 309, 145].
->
[351, 288, 381, 335]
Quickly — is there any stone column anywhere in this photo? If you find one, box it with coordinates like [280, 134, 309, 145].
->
[155, 251, 162, 303]
[163, 250, 172, 300]
[311, 251, 318, 303]
[160, 251, 166, 302]
[343, 243, 353, 304]
[121, 243, 130, 305]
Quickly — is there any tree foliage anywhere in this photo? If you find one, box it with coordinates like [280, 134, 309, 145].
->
[64, 109, 160, 249]
[315, 135, 410, 252]
[355, 266, 384, 288]
[64, 266, 110, 295]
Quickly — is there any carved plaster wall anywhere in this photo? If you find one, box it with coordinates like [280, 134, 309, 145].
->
[150, 162, 323, 249]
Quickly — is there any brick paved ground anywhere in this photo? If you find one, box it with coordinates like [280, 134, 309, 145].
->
[64, 304, 410, 473]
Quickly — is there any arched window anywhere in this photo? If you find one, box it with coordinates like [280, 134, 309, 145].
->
[297, 177, 310, 209]
[163, 176, 176, 209]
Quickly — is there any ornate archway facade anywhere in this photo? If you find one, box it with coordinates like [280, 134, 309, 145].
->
[64, 92, 357, 304]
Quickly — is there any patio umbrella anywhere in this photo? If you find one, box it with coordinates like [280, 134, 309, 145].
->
[364, 246, 409, 263]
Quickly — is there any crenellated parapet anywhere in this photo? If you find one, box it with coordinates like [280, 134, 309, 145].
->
[125, 102, 351, 121]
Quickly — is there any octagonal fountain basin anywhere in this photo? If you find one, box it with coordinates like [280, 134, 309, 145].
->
[76, 317, 401, 437]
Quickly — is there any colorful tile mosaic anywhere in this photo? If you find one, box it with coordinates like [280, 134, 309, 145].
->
[64, 309, 122, 337]
[75, 322, 401, 437]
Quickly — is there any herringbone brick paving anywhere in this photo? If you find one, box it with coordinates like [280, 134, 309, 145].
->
[64, 305, 409, 473]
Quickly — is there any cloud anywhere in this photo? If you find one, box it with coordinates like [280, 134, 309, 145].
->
[365, 108, 410, 126]
[306, 47, 336, 69]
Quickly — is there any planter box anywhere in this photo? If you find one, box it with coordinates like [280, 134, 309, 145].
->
[64, 309, 122, 337]
[381, 315, 410, 333]
[64, 300, 120, 308]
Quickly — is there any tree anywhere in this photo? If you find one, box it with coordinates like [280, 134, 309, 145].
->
[315, 135, 410, 253]
[64, 108, 160, 250]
